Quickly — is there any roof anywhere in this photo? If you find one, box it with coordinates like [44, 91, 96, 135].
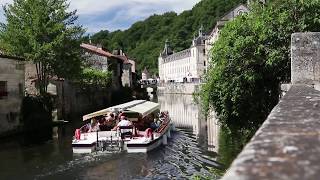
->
[82, 100, 160, 121]
[81, 43, 137, 65]
[115, 55, 131, 64]
[142, 67, 149, 74]
[209, 4, 249, 36]
[81, 43, 115, 58]
[220, 4, 248, 21]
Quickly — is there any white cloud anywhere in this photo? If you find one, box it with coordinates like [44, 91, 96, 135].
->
[0, 0, 201, 32]
[69, 0, 200, 15]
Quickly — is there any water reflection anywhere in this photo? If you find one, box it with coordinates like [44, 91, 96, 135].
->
[158, 94, 220, 153]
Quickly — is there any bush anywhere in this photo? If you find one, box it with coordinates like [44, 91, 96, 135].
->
[200, 0, 320, 131]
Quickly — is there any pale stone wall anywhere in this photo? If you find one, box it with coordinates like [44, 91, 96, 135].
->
[0, 57, 25, 134]
[122, 63, 132, 87]
[83, 52, 109, 72]
[157, 83, 200, 94]
[291, 32, 320, 85]
[24, 62, 38, 95]
[158, 45, 206, 82]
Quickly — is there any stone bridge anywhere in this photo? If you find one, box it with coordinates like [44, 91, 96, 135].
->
[221, 32, 320, 180]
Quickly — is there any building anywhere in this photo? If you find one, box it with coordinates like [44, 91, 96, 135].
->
[81, 43, 125, 90]
[158, 26, 207, 83]
[113, 49, 135, 87]
[158, 4, 250, 83]
[141, 67, 150, 81]
[0, 55, 25, 135]
[205, 4, 249, 71]
[81, 44, 136, 88]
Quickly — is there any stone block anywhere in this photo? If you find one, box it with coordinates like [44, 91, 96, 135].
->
[291, 32, 320, 84]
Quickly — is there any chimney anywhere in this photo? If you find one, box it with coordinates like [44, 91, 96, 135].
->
[97, 44, 102, 50]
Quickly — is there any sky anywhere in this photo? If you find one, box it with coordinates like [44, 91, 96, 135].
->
[0, 0, 201, 33]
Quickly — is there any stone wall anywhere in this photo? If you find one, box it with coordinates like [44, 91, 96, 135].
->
[24, 62, 38, 95]
[0, 57, 25, 135]
[157, 83, 200, 95]
[221, 32, 320, 180]
[54, 80, 112, 120]
[291, 32, 320, 85]
[122, 63, 132, 87]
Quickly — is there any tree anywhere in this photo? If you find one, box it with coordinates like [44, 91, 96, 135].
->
[0, 0, 84, 95]
[200, 0, 320, 132]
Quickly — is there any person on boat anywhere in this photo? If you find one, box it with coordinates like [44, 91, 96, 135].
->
[103, 113, 115, 130]
[150, 118, 160, 130]
[88, 118, 100, 132]
[98, 116, 106, 125]
[112, 116, 133, 139]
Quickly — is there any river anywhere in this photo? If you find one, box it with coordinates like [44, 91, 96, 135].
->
[0, 94, 240, 180]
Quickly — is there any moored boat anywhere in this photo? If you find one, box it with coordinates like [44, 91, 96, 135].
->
[72, 100, 172, 153]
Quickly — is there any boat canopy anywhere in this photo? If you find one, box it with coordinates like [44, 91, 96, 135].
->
[127, 101, 160, 117]
[82, 100, 160, 121]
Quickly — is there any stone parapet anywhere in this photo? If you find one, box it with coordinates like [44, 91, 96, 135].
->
[222, 85, 320, 180]
[221, 32, 320, 180]
[291, 32, 320, 85]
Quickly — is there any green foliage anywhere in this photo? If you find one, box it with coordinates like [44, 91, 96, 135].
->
[80, 68, 112, 87]
[200, 0, 320, 131]
[0, 0, 84, 94]
[91, 0, 246, 75]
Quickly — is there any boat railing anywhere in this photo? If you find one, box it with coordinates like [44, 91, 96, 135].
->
[155, 117, 170, 133]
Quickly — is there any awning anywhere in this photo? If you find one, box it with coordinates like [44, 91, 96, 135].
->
[108, 100, 146, 111]
[82, 108, 112, 121]
[82, 100, 159, 121]
[127, 101, 160, 117]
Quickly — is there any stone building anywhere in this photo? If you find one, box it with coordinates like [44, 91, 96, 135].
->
[205, 4, 249, 71]
[158, 4, 250, 83]
[81, 43, 124, 90]
[0, 55, 25, 135]
[142, 67, 150, 81]
[113, 49, 135, 87]
[158, 26, 207, 83]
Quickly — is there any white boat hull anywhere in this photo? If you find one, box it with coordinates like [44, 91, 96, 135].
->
[72, 124, 172, 153]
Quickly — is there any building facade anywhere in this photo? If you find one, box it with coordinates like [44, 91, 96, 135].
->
[158, 27, 207, 83]
[159, 4, 249, 83]
[0, 55, 25, 135]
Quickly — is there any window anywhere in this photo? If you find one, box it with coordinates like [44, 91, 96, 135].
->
[203, 49, 206, 54]
[0, 81, 8, 99]
[204, 61, 206, 66]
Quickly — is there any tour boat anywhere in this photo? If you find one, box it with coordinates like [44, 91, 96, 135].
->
[72, 100, 172, 153]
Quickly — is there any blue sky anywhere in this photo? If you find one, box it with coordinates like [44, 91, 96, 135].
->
[0, 0, 201, 33]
